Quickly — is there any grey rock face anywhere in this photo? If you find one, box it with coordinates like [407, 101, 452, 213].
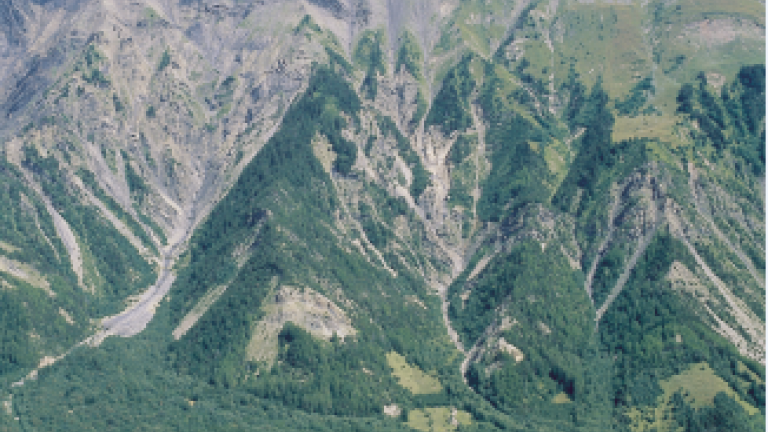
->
[0, 0, 763, 415]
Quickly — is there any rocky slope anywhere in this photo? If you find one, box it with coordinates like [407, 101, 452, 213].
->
[0, 0, 764, 431]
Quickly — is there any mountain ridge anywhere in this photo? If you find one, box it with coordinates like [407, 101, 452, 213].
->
[0, 0, 764, 431]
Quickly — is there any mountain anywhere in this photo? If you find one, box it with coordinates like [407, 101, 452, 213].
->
[0, 0, 764, 431]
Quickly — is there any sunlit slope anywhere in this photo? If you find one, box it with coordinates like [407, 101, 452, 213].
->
[0, 0, 763, 431]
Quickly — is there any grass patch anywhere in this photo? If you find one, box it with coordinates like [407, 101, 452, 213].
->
[558, 4, 651, 98]
[518, 40, 552, 83]
[657, 0, 764, 26]
[386, 351, 442, 394]
[626, 362, 759, 432]
[612, 115, 680, 144]
[661, 363, 757, 414]
[0, 241, 20, 253]
[543, 138, 570, 191]
[143, 7, 161, 23]
[552, 392, 572, 404]
[406, 407, 472, 432]
[651, 0, 764, 93]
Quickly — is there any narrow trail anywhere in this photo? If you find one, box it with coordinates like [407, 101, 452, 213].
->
[564, 127, 585, 159]
[595, 171, 668, 323]
[460, 321, 495, 382]
[438, 283, 464, 354]
[583, 186, 621, 305]
[595, 222, 660, 322]
[461, 314, 510, 384]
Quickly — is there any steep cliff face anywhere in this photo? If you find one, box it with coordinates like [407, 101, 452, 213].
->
[0, 0, 764, 431]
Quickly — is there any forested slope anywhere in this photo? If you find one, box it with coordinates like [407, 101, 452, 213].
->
[0, 0, 763, 431]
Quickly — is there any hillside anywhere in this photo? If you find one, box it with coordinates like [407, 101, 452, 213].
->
[0, 0, 764, 431]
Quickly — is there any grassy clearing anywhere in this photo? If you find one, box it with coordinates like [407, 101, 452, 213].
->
[550, 0, 763, 120]
[558, 4, 652, 98]
[386, 351, 442, 394]
[626, 362, 759, 432]
[659, 0, 764, 26]
[612, 115, 680, 144]
[661, 362, 757, 414]
[0, 241, 19, 253]
[652, 0, 764, 88]
[544, 138, 570, 192]
[520, 40, 553, 83]
[551, 392, 572, 404]
[407, 407, 472, 432]
[658, 26, 764, 85]
[143, 7, 160, 22]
